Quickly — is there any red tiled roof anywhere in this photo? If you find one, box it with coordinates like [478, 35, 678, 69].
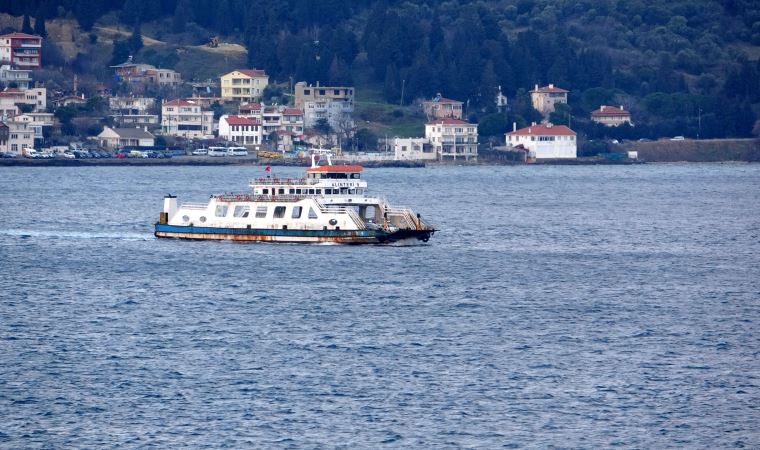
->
[164, 99, 196, 107]
[427, 118, 471, 126]
[306, 164, 363, 173]
[235, 69, 267, 77]
[224, 116, 259, 126]
[591, 105, 630, 116]
[240, 102, 262, 110]
[533, 85, 569, 93]
[506, 123, 576, 136]
[282, 108, 303, 116]
[0, 32, 41, 39]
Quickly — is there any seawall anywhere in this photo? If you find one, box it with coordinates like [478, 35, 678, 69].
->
[623, 139, 760, 162]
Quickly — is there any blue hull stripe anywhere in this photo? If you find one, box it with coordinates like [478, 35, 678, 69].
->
[156, 224, 381, 238]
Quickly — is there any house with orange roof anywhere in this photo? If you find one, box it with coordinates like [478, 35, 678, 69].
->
[218, 115, 262, 147]
[220, 69, 269, 102]
[505, 122, 576, 159]
[530, 83, 569, 115]
[422, 94, 464, 120]
[590, 105, 632, 127]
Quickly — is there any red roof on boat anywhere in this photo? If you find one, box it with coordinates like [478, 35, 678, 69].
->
[306, 165, 363, 173]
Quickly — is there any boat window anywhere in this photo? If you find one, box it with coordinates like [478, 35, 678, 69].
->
[340, 188, 349, 194]
[262, 188, 269, 195]
[255, 206, 267, 218]
[289, 188, 295, 194]
[273, 206, 286, 218]
[351, 173, 360, 179]
[308, 207, 318, 219]
[308, 189, 315, 194]
[356, 189, 363, 195]
[348, 189, 356, 194]
[295, 189, 302, 194]
[233, 205, 250, 218]
[278, 188, 285, 195]
[215, 204, 228, 217]
[200, 216, 206, 223]
[316, 189, 322, 194]
[364, 206, 376, 220]
[182, 215, 189, 222]
[292, 206, 302, 218]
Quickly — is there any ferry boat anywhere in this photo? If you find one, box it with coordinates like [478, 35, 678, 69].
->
[154, 158, 436, 244]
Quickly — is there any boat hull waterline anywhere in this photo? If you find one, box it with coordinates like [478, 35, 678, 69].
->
[154, 223, 434, 244]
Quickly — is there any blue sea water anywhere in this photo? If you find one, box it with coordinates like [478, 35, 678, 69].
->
[1, 163, 759, 448]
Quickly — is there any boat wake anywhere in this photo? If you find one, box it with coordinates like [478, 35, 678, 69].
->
[0, 229, 152, 241]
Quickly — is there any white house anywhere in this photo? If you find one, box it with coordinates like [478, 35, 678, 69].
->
[392, 137, 436, 161]
[4, 120, 34, 154]
[505, 122, 576, 159]
[218, 115, 262, 147]
[161, 99, 214, 139]
[98, 127, 155, 149]
[591, 105, 632, 127]
[425, 118, 478, 161]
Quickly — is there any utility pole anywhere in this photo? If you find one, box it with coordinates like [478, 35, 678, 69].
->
[698, 107, 702, 140]
[400, 79, 405, 106]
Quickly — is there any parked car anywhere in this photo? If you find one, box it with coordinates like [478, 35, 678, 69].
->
[116, 152, 127, 158]
[227, 147, 248, 156]
[62, 152, 76, 159]
[192, 148, 208, 156]
[208, 147, 228, 157]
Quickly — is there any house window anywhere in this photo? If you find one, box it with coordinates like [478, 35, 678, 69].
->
[255, 206, 267, 218]
[273, 206, 286, 218]
[292, 206, 302, 218]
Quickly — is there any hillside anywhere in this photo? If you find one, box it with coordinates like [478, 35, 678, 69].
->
[1, 0, 760, 141]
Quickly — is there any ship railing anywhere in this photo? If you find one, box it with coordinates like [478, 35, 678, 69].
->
[249, 177, 318, 186]
[313, 198, 366, 229]
[384, 206, 433, 230]
[213, 194, 307, 202]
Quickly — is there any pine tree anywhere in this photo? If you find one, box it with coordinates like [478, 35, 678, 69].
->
[22, 13, 33, 34]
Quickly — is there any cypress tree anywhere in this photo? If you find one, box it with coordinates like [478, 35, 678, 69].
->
[34, 8, 47, 37]
[127, 23, 143, 54]
[22, 13, 34, 34]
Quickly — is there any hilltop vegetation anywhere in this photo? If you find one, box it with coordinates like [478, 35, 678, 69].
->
[1, 0, 760, 140]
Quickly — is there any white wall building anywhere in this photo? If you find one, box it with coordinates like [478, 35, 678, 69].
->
[505, 122, 576, 159]
[98, 127, 155, 149]
[109, 96, 155, 114]
[161, 99, 214, 139]
[425, 118, 478, 161]
[218, 115, 262, 147]
[391, 137, 436, 161]
[4, 120, 35, 154]
[0, 65, 32, 89]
